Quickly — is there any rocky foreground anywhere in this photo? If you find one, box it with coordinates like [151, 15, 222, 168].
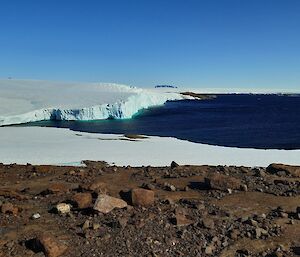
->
[0, 162, 300, 257]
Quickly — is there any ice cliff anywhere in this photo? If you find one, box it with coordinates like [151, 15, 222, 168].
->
[0, 79, 189, 126]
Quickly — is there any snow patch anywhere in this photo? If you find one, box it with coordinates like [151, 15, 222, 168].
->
[0, 127, 299, 167]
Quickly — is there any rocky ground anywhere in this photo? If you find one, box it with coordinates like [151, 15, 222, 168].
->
[0, 161, 300, 257]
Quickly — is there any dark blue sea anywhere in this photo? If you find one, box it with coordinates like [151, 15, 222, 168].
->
[26, 94, 300, 150]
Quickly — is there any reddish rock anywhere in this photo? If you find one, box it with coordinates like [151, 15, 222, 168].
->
[88, 180, 108, 194]
[172, 208, 194, 226]
[73, 193, 92, 209]
[36, 234, 68, 257]
[174, 214, 193, 226]
[202, 218, 215, 229]
[204, 174, 241, 191]
[0, 188, 28, 200]
[1, 202, 18, 215]
[130, 188, 155, 207]
[229, 229, 240, 240]
[47, 183, 69, 194]
[267, 163, 300, 177]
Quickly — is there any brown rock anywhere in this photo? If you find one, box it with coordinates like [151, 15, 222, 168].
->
[1, 202, 18, 215]
[202, 218, 215, 229]
[73, 193, 92, 209]
[279, 212, 288, 218]
[47, 183, 69, 194]
[130, 188, 155, 207]
[175, 207, 188, 215]
[36, 234, 68, 257]
[0, 188, 28, 200]
[173, 213, 194, 226]
[173, 208, 194, 226]
[204, 245, 214, 255]
[117, 217, 128, 229]
[267, 163, 300, 177]
[89, 180, 108, 193]
[93, 194, 127, 214]
[204, 174, 241, 191]
[229, 229, 240, 240]
[82, 220, 90, 230]
[92, 223, 101, 230]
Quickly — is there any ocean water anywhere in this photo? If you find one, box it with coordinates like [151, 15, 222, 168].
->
[26, 94, 300, 150]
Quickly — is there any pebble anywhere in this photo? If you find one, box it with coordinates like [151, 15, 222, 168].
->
[229, 229, 239, 240]
[173, 213, 194, 226]
[92, 223, 101, 230]
[202, 218, 215, 229]
[82, 220, 90, 230]
[204, 245, 214, 255]
[164, 183, 176, 192]
[279, 212, 289, 218]
[227, 188, 233, 194]
[31, 213, 41, 219]
[240, 184, 248, 191]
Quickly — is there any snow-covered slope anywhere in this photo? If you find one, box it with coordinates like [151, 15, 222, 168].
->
[0, 79, 188, 126]
[0, 127, 299, 167]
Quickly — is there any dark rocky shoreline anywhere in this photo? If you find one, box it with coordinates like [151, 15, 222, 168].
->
[0, 162, 300, 257]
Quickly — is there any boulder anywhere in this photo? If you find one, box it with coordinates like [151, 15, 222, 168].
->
[266, 163, 300, 177]
[170, 161, 179, 169]
[130, 188, 155, 207]
[93, 194, 127, 214]
[73, 193, 92, 209]
[29, 234, 68, 257]
[204, 174, 241, 191]
[48, 183, 70, 194]
[88, 180, 108, 194]
[172, 208, 194, 226]
[173, 213, 194, 226]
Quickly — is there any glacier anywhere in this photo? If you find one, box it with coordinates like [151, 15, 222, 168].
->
[0, 79, 191, 126]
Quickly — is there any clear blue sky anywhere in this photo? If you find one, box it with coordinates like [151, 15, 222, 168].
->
[0, 0, 299, 89]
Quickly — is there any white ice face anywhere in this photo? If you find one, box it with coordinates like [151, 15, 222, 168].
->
[0, 79, 188, 126]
